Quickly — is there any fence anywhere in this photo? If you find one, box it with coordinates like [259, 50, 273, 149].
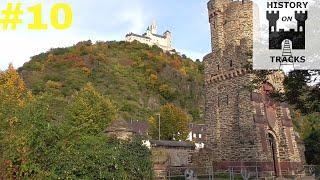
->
[228, 166, 260, 180]
[167, 166, 214, 180]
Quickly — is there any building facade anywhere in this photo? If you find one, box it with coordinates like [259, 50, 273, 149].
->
[201, 0, 305, 176]
[125, 20, 173, 52]
[187, 123, 207, 149]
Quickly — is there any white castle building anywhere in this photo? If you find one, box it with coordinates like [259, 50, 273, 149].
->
[125, 20, 174, 52]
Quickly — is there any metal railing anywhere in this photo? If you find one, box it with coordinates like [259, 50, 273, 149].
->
[228, 166, 260, 180]
[167, 166, 214, 180]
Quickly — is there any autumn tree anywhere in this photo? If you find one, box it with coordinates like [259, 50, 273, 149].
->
[0, 64, 33, 178]
[149, 103, 189, 141]
[0, 64, 32, 111]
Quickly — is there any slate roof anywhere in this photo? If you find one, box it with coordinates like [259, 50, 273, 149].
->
[105, 119, 135, 133]
[189, 123, 206, 134]
[149, 140, 195, 148]
[126, 120, 150, 135]
[151, 33, 165, 38]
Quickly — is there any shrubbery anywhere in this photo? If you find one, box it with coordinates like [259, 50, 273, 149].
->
[0, 66, 153, 179]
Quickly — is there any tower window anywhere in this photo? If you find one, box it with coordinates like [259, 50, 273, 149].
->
[226, 95, 229, 105]
[217, 64, 220, 71]
[230, 60, 233, 67]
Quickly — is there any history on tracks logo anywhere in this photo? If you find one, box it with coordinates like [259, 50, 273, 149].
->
[253, 0, 320, 70]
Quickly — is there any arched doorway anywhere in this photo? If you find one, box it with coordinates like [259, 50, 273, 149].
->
[268, 133, 279, 177]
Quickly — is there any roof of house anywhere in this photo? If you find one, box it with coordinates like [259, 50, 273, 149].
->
[105, 119, 135, 133]
[149, 140, 195, 148]
[189, 123, 207, 134]
[126, 120, 150, 135]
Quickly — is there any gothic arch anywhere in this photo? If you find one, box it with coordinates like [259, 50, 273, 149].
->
[267, 129, 279, 142]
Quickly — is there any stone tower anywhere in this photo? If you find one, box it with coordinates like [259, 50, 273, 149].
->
[202, 0, 305, 176]
[151, 19, 157, 34]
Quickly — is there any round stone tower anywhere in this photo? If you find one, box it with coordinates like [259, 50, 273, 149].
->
[202, 0, 305, 177]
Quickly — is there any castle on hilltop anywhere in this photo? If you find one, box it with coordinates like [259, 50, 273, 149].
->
[125, 20, 174, 52]
[196, 0, 306, 177]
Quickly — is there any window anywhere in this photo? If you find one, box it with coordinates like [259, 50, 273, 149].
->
[226, 95, 229, 105]
[217, 64, 220, 71]
[199, 134, 202, 138]
[193, 133, 197, 138]
[230, 60, 233, 67]
[200, 127, 204, 131]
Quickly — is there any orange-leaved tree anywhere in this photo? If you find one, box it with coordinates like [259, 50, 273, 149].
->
[0, 64, 33, 179]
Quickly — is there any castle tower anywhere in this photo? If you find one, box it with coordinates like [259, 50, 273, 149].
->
[164, 30, 172, 49]
[151, 19, 157, 34]
[201, 0, 305, 176]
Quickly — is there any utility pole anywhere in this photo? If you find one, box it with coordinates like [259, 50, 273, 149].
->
[156, 113, 160, 140]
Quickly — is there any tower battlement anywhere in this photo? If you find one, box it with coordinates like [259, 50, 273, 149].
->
[207, 0, 253, 53]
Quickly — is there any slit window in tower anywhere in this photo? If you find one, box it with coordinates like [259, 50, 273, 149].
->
[217, 64, 220, 71]
[230, 60, 233, 67]
[226, 95, 229, 105]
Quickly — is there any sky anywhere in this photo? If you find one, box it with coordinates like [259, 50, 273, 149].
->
[0, 0, 211, 70]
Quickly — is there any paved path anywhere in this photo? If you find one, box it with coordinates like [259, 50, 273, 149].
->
[296, 177, 316, 180]
[276, 176, 316, 180]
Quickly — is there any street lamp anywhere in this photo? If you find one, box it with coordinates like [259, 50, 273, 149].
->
[156, 113, 160, 140]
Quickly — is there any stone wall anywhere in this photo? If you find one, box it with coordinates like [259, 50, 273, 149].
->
[153, 147, 194, 167]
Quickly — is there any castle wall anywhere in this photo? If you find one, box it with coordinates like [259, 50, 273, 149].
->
[145, 33, 169, 48]
[125, 34, 172, 51]
[125, 36, 154, 46]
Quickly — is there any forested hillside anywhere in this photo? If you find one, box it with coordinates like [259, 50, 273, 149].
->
[18, 40, 204, 122]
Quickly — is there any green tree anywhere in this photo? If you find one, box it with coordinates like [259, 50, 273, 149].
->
[300, 113, 320, 164]
[149, 103, 189, 141]
[66, 82, 116, 135]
